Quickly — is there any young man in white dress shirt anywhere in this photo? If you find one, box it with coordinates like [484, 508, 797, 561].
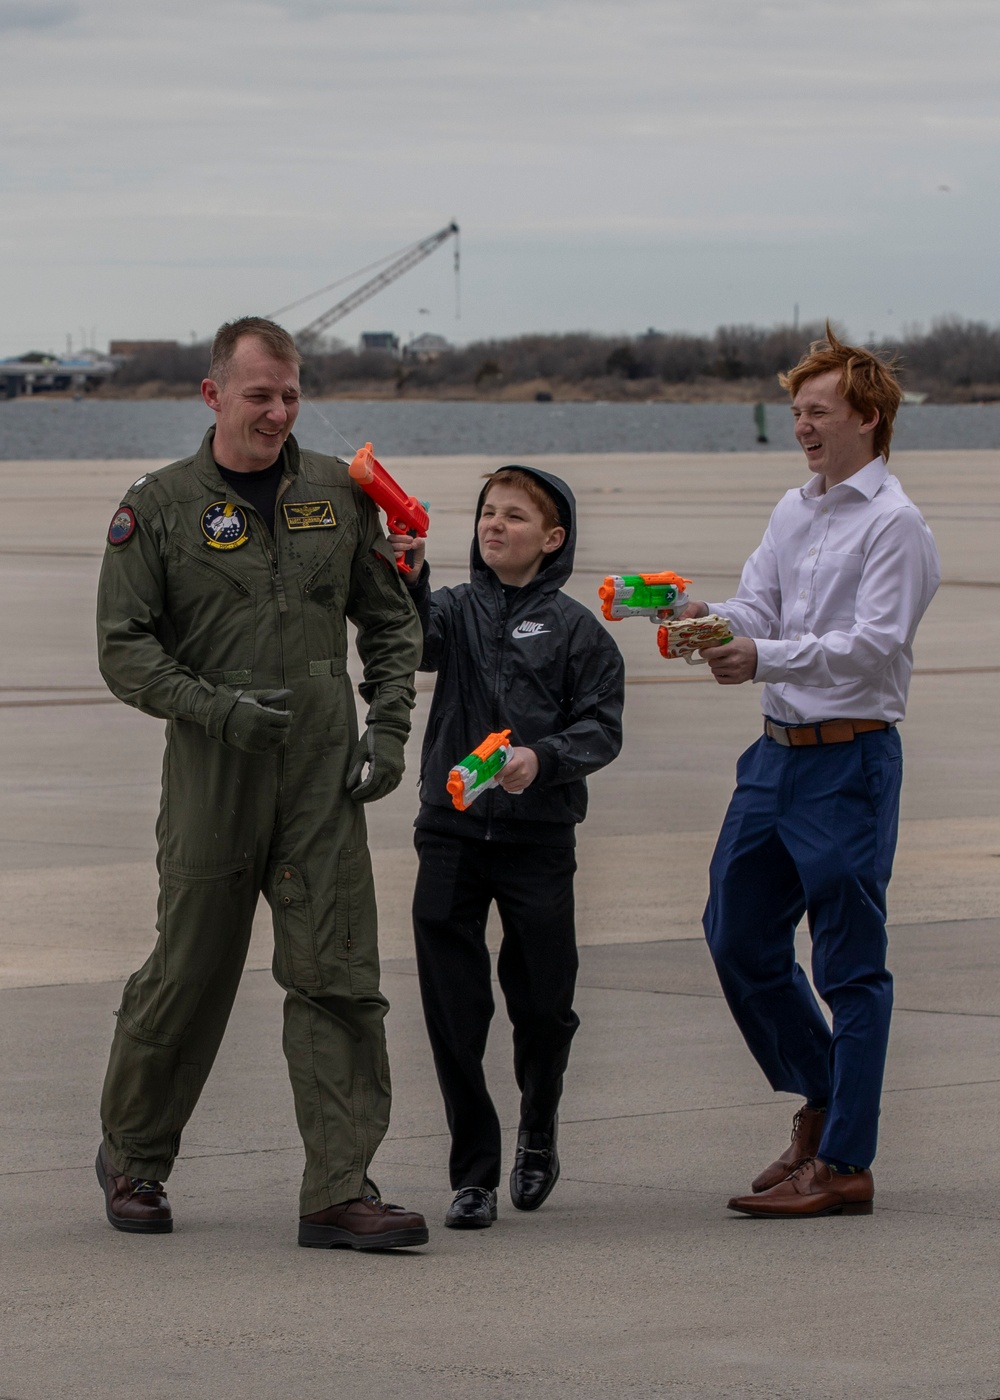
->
[684, 328, 940, 1217]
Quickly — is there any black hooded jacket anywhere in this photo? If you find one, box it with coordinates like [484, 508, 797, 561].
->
[409, 467, 624, 847]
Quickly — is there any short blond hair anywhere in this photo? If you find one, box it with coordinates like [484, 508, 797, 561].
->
[209, 317, 300, 383]
[779, 323, 902, 459]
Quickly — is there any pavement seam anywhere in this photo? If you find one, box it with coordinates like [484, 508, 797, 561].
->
[5, 660, 1000, 706]
[8, 1080, 998, 1179]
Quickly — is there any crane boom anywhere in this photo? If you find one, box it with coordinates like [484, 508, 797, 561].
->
[296, 222, 459, 341]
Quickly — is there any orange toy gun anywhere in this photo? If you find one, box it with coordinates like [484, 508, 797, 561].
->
[447, 730, 511, 811]
[657, 615, 734, 664]
[349, 441, 429, 573]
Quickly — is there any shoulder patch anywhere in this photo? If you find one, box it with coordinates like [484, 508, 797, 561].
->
[107, 505, 137, 548]
[130, 474, 149, 491]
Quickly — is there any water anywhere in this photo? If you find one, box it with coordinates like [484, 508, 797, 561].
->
[1, 396, 998, 459]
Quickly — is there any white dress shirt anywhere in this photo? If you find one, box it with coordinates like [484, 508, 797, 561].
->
[709, 457, 941, 725]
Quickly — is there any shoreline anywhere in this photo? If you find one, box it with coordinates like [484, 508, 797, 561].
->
[7, 378, 1000, 406]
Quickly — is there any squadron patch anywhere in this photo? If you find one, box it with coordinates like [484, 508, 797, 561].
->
[283, 500, 336, 530]
[107, 505, 137, 548]
[201, 501, 250, 550]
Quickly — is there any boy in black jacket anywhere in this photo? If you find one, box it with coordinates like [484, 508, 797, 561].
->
[391, 466, 624, 1230]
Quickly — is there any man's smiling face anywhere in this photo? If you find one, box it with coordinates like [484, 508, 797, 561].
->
[202, 335, 301, 472]
[791, 367, 879, 488]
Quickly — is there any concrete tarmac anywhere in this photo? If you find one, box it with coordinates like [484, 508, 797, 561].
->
[1, 450, 998, 1399]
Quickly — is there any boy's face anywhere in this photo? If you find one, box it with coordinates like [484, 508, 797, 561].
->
[791, 368, 879, 487]
[477, 482, 566, 587]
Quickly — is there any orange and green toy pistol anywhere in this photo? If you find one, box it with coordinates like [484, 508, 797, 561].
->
[599, 571, 692, 622]
[349, 441, 429, 573]
[447, 730, 512, 811]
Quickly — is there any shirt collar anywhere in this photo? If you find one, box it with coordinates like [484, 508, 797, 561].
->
[192, 427, 301, 492]
[800, 456, 887, 503]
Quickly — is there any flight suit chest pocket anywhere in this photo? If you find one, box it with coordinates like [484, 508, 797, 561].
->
[301, 529, 356, 659]
[165, 541, 257, 668]
[272, 865, 323, 991]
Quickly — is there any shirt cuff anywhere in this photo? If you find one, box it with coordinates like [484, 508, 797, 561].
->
[753, 638, 795, 683]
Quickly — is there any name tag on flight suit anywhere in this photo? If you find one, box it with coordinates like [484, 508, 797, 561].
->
[283, 501, 336, 530]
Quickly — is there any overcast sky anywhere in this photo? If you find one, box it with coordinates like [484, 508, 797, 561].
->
[1, 0, 997, 356]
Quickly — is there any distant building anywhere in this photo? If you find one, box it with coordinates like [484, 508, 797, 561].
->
[109, 339, 180, 358]
[359, 332, 400, 354]
[404, 333, 451, 362]
[1, 350, 117, 398]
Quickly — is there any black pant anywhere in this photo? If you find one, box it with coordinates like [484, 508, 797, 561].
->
[412, 831, 580, 1189]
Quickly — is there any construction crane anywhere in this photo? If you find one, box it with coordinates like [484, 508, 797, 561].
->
[269, 222, 460, 344]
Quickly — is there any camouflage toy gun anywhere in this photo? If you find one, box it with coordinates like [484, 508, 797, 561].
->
[349, 441, 429, 573]
[599, 571, 692, 623]
[657, 614, 734, 664]
[446, 730, 511, 811]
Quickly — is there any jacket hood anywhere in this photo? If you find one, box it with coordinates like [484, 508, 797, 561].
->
[470, 465, 576, 593]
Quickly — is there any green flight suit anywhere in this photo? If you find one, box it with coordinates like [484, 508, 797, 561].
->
[96, 428, 421, 1214]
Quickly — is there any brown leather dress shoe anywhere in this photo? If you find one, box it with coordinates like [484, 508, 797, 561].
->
[299, 1194, 429, 1250]
[729, 1157, 874, 1218]
[95, 1144, 172, 1234]
[751, 1105, 826, 1192]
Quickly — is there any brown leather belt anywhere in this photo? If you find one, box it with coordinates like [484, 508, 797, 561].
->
[764, 718, 890, 747]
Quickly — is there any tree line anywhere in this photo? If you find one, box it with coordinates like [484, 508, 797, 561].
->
[109, 318, 1000, 400]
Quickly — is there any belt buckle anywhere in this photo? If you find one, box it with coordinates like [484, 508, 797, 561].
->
[819, 719, 855, 745]
[767, 721, 792, 747]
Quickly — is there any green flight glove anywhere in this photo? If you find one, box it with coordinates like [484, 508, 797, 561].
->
[346, 724, 407, 803]
[221, 688, 294, 754]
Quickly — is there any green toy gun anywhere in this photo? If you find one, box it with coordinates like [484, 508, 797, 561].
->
[599, 571, 692, 622]
[598, 570, 733, 664]
[447, 730, 511, 811]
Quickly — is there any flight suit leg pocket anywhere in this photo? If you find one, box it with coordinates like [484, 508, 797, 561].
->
[271, 864, 323, 991]
[333, 846, 380, 995]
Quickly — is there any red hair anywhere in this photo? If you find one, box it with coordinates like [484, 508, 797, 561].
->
[779, 323, 902, 459]
[481, 468, 561, 531]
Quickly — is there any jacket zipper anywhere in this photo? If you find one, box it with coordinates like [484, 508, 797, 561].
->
[485, 589, 509, 841]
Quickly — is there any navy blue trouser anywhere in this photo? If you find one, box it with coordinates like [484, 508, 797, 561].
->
[703, 726, 903, 1169]
[412, 832, 579, 1190]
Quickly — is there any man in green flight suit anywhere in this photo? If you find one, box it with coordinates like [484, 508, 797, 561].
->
[94, 316, 428, 1250]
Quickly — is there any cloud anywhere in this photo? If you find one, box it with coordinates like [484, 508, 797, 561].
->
[0, 0, 78, 31]
[0, 0, 998, 351]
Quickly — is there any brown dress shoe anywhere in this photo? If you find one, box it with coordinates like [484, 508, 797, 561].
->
[751, 1105, 826, 1193]
[729, 1157, 873, 1217]
[299, 1194, 429, 1250]
[95, 1144, 172, 1234]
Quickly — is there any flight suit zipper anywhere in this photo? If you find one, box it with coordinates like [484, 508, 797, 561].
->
[225, 485, 290, 786]
[271, 477, 293, 796]
[263, 492, 289, 619]
[266, 546, 288, 614]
